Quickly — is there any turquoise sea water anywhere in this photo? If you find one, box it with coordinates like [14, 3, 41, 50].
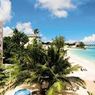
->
[69, 46, 95, 63]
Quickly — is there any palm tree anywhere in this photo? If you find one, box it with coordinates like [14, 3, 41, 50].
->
[53, 36, 65, 50]
[3, 29, 29, 64]
[13, 36, 85, 95]
[3, 29, 85, 95]
[45, 37, 85, 95]
[0, 64, 6, 88]
[34, 29, 39, 35]
[0, 64, 9, 95]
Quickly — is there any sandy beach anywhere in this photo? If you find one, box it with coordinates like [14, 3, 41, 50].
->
[68, 50, 95, 95]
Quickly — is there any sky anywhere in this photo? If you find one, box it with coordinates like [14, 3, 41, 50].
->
[0, 0, 95, 44]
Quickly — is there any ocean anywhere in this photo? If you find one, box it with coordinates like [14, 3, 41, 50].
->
[69, 46, 95, 63]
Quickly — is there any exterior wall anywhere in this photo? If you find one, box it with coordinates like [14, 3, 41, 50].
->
[24, 35, 41, 47]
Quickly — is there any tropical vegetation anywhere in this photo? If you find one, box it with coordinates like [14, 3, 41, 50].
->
[0, 29, 86, 95]
[76, 42, 85, 49]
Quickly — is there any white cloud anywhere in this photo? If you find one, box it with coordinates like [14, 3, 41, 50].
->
[35, 0, 76, 18]
[3, 26, 13, 37]
[0, 0, 12, 23]
[3, 22, 34, 37]
[82, 34, 95, 44]
[42, 36, 50, 42]
[66, 40, 76, 43]
[16, 22, 33, 34]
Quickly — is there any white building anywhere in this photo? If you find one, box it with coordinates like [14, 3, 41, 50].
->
[24, 33, 41, 47]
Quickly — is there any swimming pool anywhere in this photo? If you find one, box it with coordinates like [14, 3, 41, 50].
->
[14, 89, 31, 95]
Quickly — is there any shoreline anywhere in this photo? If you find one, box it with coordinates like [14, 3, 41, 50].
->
[67, 49, 95, 81]
[67, 50, 95, 94]
[67, 47, 95, 63]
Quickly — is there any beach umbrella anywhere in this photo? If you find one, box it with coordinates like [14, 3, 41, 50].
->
[14, 89, 31, 95]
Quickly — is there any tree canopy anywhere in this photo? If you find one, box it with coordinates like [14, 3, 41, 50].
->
[1, 29, 86, 95]
[76, 42, 85, 49]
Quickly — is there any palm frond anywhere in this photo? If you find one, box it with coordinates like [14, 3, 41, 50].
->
[66, 76, 86, 89]
[47, 80, 64, 95]
[64, 64, 81, 74]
